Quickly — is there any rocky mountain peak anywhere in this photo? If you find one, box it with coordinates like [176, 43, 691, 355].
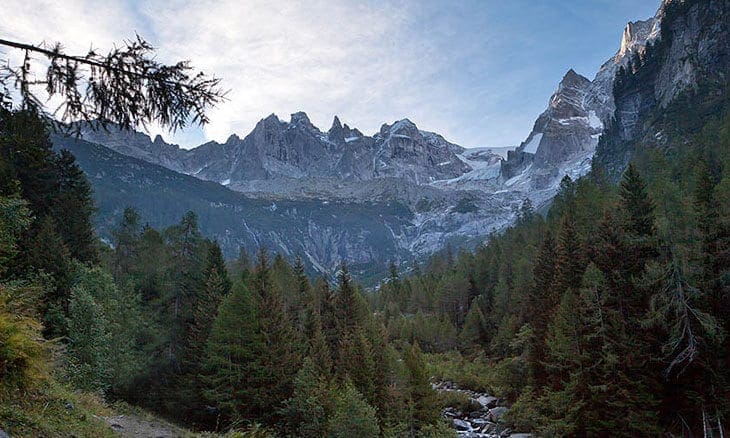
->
[618, 18, 660, 60]
[560, 68, 587, 86]
[225, 134, 241, 144]
[289, 111, 318, 132]
[330, 115, 342, 132]
[379, 118, 419, 139]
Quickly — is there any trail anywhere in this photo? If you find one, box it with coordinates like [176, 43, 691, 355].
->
[103, 413, 189, 438]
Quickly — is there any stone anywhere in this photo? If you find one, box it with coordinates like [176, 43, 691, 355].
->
[452, 418, 471, 431]
[477, 395, 498, 409]
[488, 406, 509, 422]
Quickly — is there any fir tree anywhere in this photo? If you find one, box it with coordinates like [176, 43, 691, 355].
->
[250, 246, 299, 423]
[553, 214, 584, 296]
[202, 281, 262, 423]
[403, 342, 439, 434]
[328, 381, 380, 438]
[54, 149, 97, 263]
[620, 163, 656, 237]
[280, 357, 332, 438]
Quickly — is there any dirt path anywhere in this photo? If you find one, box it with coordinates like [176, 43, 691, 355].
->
[102, 413, 189, 438]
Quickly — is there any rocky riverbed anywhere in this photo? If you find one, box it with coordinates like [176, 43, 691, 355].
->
[432, 381, 531, 438]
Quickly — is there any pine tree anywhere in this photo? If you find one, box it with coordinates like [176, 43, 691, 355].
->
[66, 284, 112, 392]
[26, 216, 72, 337]
[112, 207, 141, 280]
[334, 263, 363, 336]
[305, 292, 333, 377]
[0, 195, 31, 277]
[524, 233, 557, 386]
[165, 211, 204, 370]
[620, 163, 656, 237]
[54, 149, 97, 263]
[250, 246, 299, 423]
[280, 357, 332, 438]
[403, 342, 439, 434]
[459, 299, 488, 354]
[336, 328, 376, 403]
[291, 255, 310, 336]
[328, 381, 380, 438]
[693, 159, 729, 319]
[553, 214, 584, 297]
[202, 281, 262, 423]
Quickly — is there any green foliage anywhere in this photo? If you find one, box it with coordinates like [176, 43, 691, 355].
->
[0, 195, 31, 275]
[280, 357, 332, 438]
[328, 381, 380, 438]
[202, 281, 261, 422]
[0, 283, 48, 391]
[66, 284, 112, 391]
[402, 342, 440, 432]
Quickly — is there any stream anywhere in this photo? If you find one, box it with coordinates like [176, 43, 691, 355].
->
[433, 381, 532, 438]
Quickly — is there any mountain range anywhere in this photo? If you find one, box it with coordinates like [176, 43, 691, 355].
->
[62, 0, 729, 281]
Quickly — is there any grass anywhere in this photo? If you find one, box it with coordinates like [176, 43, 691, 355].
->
[0, 381, 115, 438]
[425, 351, 495, 394]
[435, 390, 482, 413]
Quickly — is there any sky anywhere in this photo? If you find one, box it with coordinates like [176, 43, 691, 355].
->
[0, 0, 660, 149]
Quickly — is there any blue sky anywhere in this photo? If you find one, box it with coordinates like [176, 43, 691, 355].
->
[1, 0, 660, 149]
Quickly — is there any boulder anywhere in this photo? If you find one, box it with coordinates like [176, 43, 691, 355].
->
[488, 406, 509, 422]
[477, 395, 498, 409]
[510, 434, 533, 438]
[452, 418, 471, 431]
[0, 429, 9, 438]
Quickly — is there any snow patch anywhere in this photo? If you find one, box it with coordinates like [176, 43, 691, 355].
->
[588, 110, 603, 129]
[523, 133, 543, 154]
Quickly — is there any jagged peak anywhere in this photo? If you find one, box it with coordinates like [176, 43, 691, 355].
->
[290, 111, 311, 125]
[560, 69, 590, 86]
[226, 134, 241, 143]
[617, 17, 660, 60]
[262, 113, 280, 123]
[381, 118, 417, 135]
[329, 115, 342, 132]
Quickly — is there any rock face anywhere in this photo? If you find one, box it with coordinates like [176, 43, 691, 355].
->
[500, 11, 662, 191]
[82, 113, 470, 190]
[501, 69, 602, 184]
[595, 0, 730, 177]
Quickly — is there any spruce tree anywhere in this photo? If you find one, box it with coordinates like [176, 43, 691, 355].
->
[620, 163, 656, 237]
[403, 342, 439, 433]
[250, 246, 299, 423]
[54, 149, 97, 263]
[524, 234, 557, 386]
[202, 281, 262, 422]
[328, 381, 380, 438]
[111, 206, 141, 280]
[280, 357, 332, 438]
[553, 214, 584, 297]
[335, 263, 361, 335]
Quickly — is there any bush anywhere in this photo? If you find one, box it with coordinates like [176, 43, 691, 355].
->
[436, 390, 480, 413]
[0, 284, 49, 392]
[426, 352, 494, 393]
